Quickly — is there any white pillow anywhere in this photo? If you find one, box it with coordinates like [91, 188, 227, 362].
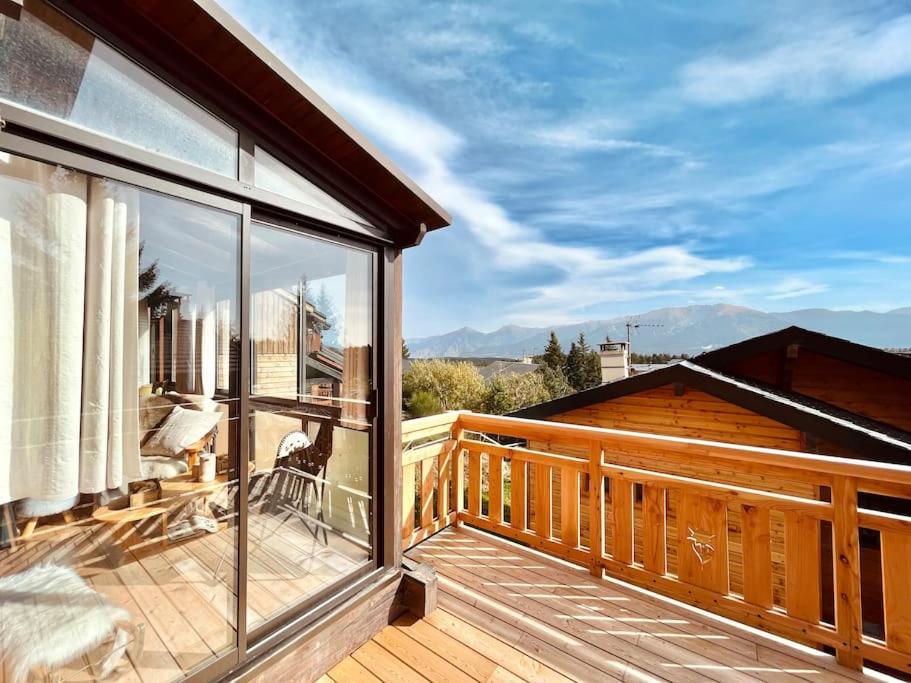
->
[143, 405, 221, 456]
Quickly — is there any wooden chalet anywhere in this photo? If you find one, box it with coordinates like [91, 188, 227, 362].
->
[3, 0, 911, 680]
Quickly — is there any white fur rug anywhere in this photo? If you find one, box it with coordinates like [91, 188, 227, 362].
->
[0, 564, 129, 682]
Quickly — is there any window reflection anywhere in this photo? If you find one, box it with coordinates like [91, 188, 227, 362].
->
[0, 1, 238, 176]
[253, 145, 371, 227]
[0, 152, 240, 681]
[247, 222, 373, 632]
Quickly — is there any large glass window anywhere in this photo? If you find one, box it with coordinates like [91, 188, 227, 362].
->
[254, 146, 371, 226]
[247, 221, 374, 633]
[0, 1, 238, 176]
[0, 151, 241, 681]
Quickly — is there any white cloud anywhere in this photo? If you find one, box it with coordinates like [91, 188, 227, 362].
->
[288, 58, 750, 324]
[766, 277, 828, 301]
[534, 119, 689, 160]
[829, 250, 911, 265]
[680, 13, 911, 105]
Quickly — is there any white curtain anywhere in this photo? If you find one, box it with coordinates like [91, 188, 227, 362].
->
[79, 178, 142, 492]
[0, 158, 142, 505]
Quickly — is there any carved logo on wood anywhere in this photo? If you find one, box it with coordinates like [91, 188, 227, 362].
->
[686, 526, 716, 565]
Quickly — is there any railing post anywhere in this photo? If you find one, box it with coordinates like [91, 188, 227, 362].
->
[832, 475, 863, 670]
[453, 421, 465, 527]
[588, 441, 603, 577]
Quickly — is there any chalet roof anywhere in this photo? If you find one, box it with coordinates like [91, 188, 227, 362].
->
[695, 325, 911, 380]
[511, 360, 911, 465]
[63, 0, 450, 241]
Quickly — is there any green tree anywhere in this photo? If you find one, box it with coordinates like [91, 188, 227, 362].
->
[402, 359, 485, 413]
[540, 331, 566, 373]
[564, 342, 582, 390]
[481, 372, 554, 415]
[539, 366, 572, 400]
[581, 348, 602, 389]
[402, 339, 411, 359]
[565, 333, 602, 390]
[407, 390, 441, 418]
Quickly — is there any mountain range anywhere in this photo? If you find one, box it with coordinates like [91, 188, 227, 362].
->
[406, 304, 911, 358]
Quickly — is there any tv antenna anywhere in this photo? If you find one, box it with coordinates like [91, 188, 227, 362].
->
[625, 320, 664, 345]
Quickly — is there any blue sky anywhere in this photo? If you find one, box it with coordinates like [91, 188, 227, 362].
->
[223, 0, 911, 338]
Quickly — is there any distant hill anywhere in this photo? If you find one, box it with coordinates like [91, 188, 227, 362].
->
[406, 304, 911, 358]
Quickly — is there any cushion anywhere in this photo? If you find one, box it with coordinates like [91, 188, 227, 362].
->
[139, 456, 189, 480]
[16, 495, 81, 519]
[142, 405, 221, 456]
[0, 564, 130, 682]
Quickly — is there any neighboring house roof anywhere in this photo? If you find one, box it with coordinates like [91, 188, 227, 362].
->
[65, 0, 450, 240]
[511, 360, 911, 465]
[630, 363, 673, 374]
[479, 361, 540, 381]
[695, 326, 911, 381]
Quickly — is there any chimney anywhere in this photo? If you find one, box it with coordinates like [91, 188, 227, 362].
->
[598, 340, 629, 383]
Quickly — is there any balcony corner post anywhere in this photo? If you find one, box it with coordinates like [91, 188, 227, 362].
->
[832, 475, 863, 670]
[588, 440, 604, 577]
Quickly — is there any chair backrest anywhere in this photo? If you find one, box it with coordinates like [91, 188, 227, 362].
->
[276, 430, 312, 460]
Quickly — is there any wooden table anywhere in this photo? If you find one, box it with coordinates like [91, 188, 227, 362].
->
[93, 471, 241, 549]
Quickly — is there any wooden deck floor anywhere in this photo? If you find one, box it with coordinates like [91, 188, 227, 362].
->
[325, 526, 876, 683]
[0, 506, 367, 683]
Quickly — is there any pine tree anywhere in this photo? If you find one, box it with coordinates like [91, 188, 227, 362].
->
[566, 333, 602, 390]
[582, 348, 602, 389]
[564, 342, 582, 390]
[402, 339, 411, 359]
[541, 331, 565, 373]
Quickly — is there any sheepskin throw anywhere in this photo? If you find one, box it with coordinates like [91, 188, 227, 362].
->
[0, 564, 130, 682]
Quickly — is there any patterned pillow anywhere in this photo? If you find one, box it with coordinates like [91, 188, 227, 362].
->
[142, 405, 221, 456]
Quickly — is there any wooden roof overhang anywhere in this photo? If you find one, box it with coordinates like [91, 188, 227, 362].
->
[695, 325, 911, 380]
[511, 360, 911, 465]
[55, 0, 451, 246]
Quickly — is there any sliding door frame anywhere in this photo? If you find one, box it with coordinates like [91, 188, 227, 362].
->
[0, 128, 392, 681]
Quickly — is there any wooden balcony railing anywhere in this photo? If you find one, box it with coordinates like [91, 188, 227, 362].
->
[401, 411, 911, 675]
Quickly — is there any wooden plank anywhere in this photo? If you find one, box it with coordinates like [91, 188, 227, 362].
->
[831, 477, 863, 669]
[328, 656, 382, 682]
[740, 504, 773, 608]
[641, 483, 666, 575]
[676, 492, 728, 594]
[402, 461, 416, 540]
[420, 457, 434, 530]
[601, 462, 833, 519]
[350, 639, 428, 682]
[373, 623, 475, 683]
[437, 448, 452, 520]
[403, 439, 456, 468]
[882, 529, 911, 655]
[588, 442, 603, 575]
[426, 607, 576, 683]
[394, 613, 498, 681]
[489, 453, 503, 525]
[559, 467, 579, 547]
[533, 464, 551, 539]
[610, 478, 634, 564]
[468, 450, 482, 517]
[460, 439, 588, 472]
[784, 511, 821, 623]
[435, 596, 619, 683]
[510, 459, 527, 531]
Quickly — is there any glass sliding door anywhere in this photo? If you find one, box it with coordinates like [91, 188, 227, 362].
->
[0, 151, 241, 681]
[246, 220, 374, 634]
